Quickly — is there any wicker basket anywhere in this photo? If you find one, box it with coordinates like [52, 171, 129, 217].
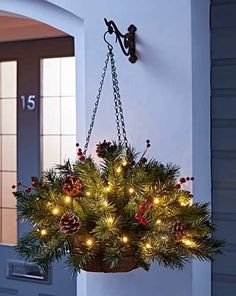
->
[73, 236, 139, 273]
[82, 256, 139, 273]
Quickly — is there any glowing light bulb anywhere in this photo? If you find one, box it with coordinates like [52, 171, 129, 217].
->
[86, 191, 91, 196]
[52, 208, 59, 215]
[65, 196, 71, 203]
[179, 195, 192, 207]
[154, 197, 160, 205]
[116, 167, 122, 173]
[86, 239, 93, 246]
[156, 219, 162, 225]
[41, 229, 47, 236]
[129, 188, 134, 194]
[105, 186, 111, 192]
[106, 217, 114, 225]
[122, 236, 128, 243]
[122, 160, 128, 166]
[103, 201, 108, 207]
[145, 243, 152, 249]
[182, 238, 196, 248]
[180, 201, 187, 206]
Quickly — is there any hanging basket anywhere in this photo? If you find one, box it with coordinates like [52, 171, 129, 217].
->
[14, 41, 223, 274]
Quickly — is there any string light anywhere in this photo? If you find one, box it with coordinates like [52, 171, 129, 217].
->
[182, 238, 196, 248]
[129, 188, 134, 194]
[86, 239, 93, 247]
[145, 243, 152, 249]
[122, 236, 128, 243]
[106, 217, 114, 225]
[103, 200, 108, 207]
[154, 197, 160, 205]
[105, 186, 111, 192]
[179, 195, 193, 207]
[86, 191, 91, 196]
[41, 229, 47, 236]
[122, 159, 128, 166]
[116, 166, 122, 173]
[64, 196, 71, 203]
[156, 219, 162, 225]
[52, 208, 59, 215]
[180, 201, 188, 207]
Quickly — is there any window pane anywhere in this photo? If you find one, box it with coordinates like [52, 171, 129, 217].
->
[61, 57, 76, 97]
[42, 97, 60, 134]
[61, 97, 76, 134]
[0, 136, 2, 169]
[1, 135, 16, 171]
[0, 99, 1, 134]
[2, 209, 17, 244]
[0, 61, 17, 98]
[1, 99, 16, 134]
[42, 136, 60, 169]
[61, 136, 76, 163]
[1, 172, 16, 208]
[41, 58, 60, 97]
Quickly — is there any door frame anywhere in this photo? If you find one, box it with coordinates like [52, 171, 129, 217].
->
[0, 37, 77, 295]
[0, 36, 74, 240]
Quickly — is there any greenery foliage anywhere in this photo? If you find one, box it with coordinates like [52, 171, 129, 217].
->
[14, 141, 223, 274]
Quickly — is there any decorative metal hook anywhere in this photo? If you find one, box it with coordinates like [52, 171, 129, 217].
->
[103, 31, 113, 51]
[104, 18, 137, 64]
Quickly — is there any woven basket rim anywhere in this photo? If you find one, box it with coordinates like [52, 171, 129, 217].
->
[78, 255, 139, 273]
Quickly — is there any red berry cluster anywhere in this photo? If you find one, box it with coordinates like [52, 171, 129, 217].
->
[12, 181, 22, 190]
[146, 139, 151, 148]
[134, 198, 151, 225]
[175, 176, 195, 190]
[139, 140, 151, 164]
[12, 179, 47, 193]
[76, 143, 85, 162]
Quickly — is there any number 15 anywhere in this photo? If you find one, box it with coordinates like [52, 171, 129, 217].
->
[20, 95, 36, 111]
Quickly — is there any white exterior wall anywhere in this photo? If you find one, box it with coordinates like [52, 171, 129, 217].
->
[0, 0, 211, 295]
[53, 1, 194, 295]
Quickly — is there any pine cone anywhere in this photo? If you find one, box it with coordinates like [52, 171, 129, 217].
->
[172, 221, 187, 241]
[59, 212, 81, 235]
[62, 176, 83, 197]
[96, 140, 111, 157]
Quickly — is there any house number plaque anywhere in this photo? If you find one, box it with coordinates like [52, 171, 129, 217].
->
[20, 95, 36, 111]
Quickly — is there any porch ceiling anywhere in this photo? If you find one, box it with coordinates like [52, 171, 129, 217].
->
[0, 15, 68, 42]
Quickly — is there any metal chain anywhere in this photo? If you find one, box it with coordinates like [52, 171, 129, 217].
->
[110, 50, 128, 150]
[83, 47, 128, 155]
[83, 51, 111, 155]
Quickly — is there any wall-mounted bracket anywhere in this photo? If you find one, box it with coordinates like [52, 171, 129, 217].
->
[104, 18, 137, 63]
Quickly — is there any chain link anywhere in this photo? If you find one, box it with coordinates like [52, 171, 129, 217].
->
[110, 51, 128, 149]
[83, 51, 110, 155]
[83, 47, 128, 155]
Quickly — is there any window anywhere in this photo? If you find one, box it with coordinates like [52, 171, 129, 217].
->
[41, 57, 76, 170]
[0, 61, 17, 244]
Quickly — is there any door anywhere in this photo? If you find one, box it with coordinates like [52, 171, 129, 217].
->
[211, 1, 236, 295]
[0, 37, 77, 296]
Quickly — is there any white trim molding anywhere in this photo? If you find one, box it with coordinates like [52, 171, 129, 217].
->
[191, 0, 211, 296]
